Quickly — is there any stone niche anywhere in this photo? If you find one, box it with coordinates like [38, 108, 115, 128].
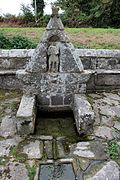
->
[16, 6, 94, 135]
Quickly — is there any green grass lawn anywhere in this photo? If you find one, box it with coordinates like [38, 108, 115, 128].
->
[0, 27, 120, 49]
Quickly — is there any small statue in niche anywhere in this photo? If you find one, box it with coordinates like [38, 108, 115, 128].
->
[48, 45, 59, 72]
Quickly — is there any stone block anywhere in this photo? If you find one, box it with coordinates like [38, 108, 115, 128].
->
[51, 95, 63, 105]
[95, 70, 120, 86]
[64, 94, 73, 105]
[16, 95, 36, 135]
[84, 161, 120, 180]
[60, 44, 84, 73]
[73, 94, 94, 135]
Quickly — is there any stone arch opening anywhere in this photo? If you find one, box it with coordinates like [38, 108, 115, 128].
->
[49, 35, 60, 42]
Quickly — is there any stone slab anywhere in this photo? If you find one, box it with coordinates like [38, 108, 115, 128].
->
[0, 116, 16, 138]
[16, 95, 36, 135]
[23, 140, 42, 159]
[73, 94, 95, 135]
[84, 161, 120, 180]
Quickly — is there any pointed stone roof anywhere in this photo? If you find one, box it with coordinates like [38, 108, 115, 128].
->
[26, 6, 84, 73]
[41, 6, 70, 43]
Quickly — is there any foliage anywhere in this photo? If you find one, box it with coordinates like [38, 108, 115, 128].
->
[0, 28, 120, 49]
[10, 146, 27, 163]
[0, 34, 11, 49]
[0, 34, 37, 49]
[26, 165, 36, 180]
[20, 4, 34, 25]
[32, 0, 45, 17]
[10, 35, 36, 49]
[56, 0, 120, 27]
[113, 116, 120, 122]
[107, 140, 120, 165]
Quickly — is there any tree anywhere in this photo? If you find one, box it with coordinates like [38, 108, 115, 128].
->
[110, 0, 120, 27]
[56, 0, 120, 27]
[32, 0, 45, 17]
[20, 4, 34, 25]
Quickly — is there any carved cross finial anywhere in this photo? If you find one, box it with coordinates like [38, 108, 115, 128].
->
[51, 5, 59, 17]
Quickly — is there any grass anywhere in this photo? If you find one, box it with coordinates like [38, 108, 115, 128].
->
[26, 165, 36, 180]
[113, 116, 120, 122]
[0, 27, 120, 49]
[10, 146, 28, 163]
[107, 140, 120, 166]
[0, 89, 22, 101]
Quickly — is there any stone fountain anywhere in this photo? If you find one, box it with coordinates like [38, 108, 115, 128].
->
[16, 6, 94, 135]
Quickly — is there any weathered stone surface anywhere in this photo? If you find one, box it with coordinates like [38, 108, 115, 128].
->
[46, 7, 64, 30]
[73, 141, 107, 160]
[59, 43, 84, 73]
[101, 116, 114, 127]
[15, 6, 86, 114]
[78, 158, 90, 171]
[0, 116, 16, 138]
[57, 140, 66, 158]
[94, 126, 114, 140]
[1, 49, 120, 72]
[73, 142, 95, 159]
[6, 162, 29, 180]
[73, 94, 94, 135]
[100, 106, 115, 116]
[114, 121, 120, 130]
[95, 70, 120, 86]
[0, 136, 22, 157]
[26, 43, 48, 73]
[16, 95, 36, 135]
[23, 140, 42, 159]
[84, 161, 120, 180]
[44, 141, 53, 159]
[39, 136, 53, 140]
[76, 49, 120, 58]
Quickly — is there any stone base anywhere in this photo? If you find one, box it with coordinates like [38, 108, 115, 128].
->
[73, 94, 95, 135]
[16, 95, 36, 135]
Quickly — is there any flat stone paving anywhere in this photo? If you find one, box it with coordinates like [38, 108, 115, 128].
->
[0, 90, 120, 179]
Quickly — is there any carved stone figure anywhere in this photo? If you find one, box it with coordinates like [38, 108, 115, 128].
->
[48, 45, 59, 72]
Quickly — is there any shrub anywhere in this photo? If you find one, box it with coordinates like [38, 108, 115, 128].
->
[0, 34, 37, 49]
[0, 34, 11, 49]
[10, 35, 36, 49]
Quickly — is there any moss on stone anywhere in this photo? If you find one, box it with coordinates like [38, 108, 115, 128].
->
[36, 112, 90, 145]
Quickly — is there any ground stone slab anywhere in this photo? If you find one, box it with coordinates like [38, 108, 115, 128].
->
[101, 116, 114, 127]
[94, 126, 114, 140]
[73, 141, 107, 160]
[44, 140, 53, 159]
[23, 140, 42, 159]
[100, 106, 115, 116]
[0, 136, 22, 157]
[73, 142, 95, 159]
[84, 161, 120, 180]
[0, 115, 16, 138]
[57, 140, 66, 158]
[5, 162, 29, 180]
[114, 121, 120, 130]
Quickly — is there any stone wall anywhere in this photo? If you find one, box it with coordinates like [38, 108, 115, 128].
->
[0, 49, 120, 70]
[0, 49, 34, 70]
[0, 49, 120, 92]
[76, 49, 120, 70]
